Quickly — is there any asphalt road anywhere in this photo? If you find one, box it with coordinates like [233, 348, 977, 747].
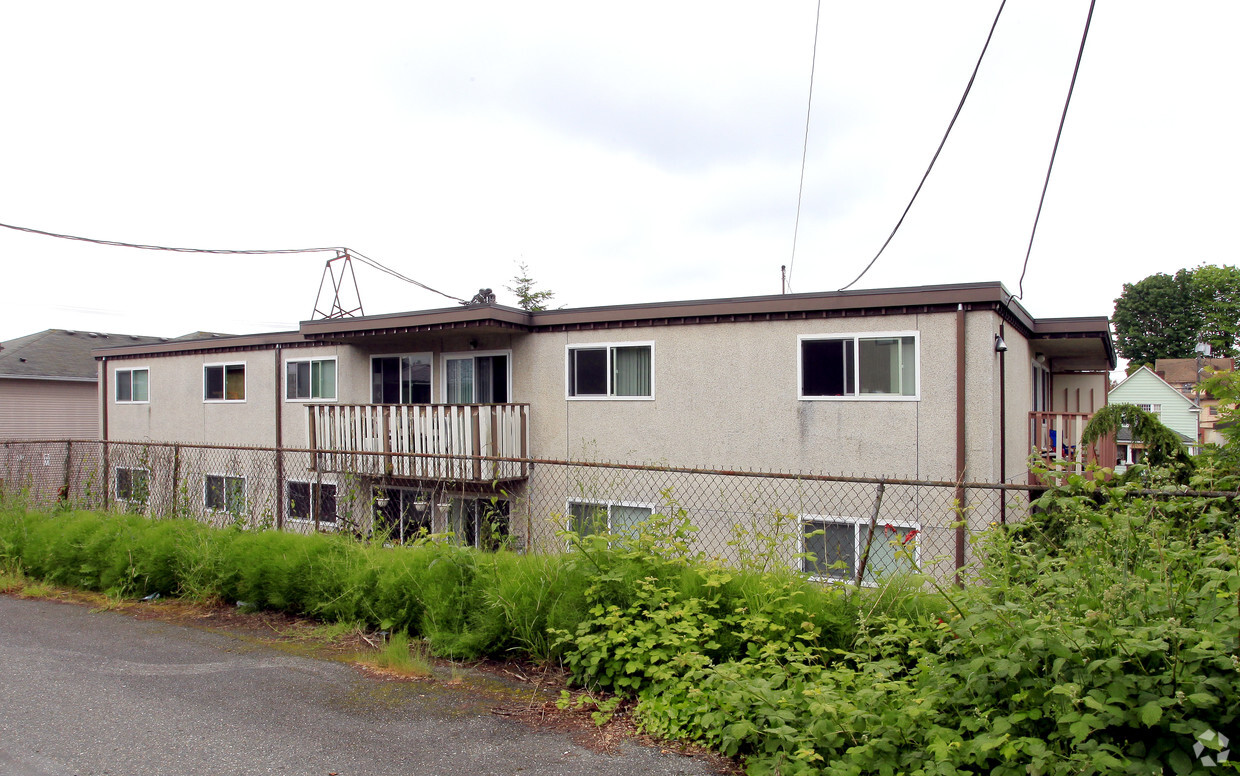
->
[0, 596, 719, 776]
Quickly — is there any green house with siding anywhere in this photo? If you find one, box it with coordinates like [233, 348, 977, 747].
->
[1107, 366, 1200, 463]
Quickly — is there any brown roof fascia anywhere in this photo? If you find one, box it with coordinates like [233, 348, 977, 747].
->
[300, 305, 533, 339]
[1031, 316, 1117, 370]
[92, 332, 307, 360]
[525, 282, 1036, 331]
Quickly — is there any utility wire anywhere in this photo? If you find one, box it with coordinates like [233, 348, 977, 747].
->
[1012, 0, 1096, 302]
[838, 0, 1008, 292]
[0, 220, 464, 303]
[786, 0, 823, 293]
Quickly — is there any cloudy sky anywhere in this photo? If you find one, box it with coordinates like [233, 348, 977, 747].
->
[1, 1, 1236, 341]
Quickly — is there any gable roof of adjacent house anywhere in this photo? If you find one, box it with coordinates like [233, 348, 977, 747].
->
[0, 329, 165, 381]
[1109, 366, 1200, 409]
[91, 281, 1117, 370]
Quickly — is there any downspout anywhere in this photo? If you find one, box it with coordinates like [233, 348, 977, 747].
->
[274, 346, 284, 530]
[998, 323, 1007, 524]
[100, 357, 111, 510]
[955, 305, 967, 585]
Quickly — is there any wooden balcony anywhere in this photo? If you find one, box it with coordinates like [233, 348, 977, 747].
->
[1028, 411, 1116, 486]
[307, 403, 530, 482]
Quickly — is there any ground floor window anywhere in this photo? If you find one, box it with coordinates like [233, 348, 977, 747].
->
[115, 467, 149, 506]
[801, 516, 919, 584]
[205, 474, 246, 513]
[372, 487, 509, 548]
[567, 500, 653, 537]
[288, 481, 337, 523]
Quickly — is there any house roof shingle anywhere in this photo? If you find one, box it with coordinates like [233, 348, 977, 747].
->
[0, 329, 165, 381]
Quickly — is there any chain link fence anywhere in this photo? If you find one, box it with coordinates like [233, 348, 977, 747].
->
[2, 438, 1042, 584]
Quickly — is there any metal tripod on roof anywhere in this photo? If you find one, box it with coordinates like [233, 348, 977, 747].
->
[311, 249, 365, 320]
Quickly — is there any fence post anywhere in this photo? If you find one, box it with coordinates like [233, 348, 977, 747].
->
[171, 443, 181, 516]
[102, 440, 111, 511]
[855, 480, 886, 587]
[61, 440, 73, 506]
[276, 446, 285, 531]
[954, 482, 967, 587]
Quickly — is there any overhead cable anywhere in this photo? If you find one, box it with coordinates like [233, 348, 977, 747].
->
[1012, 0, 1097, 302]
[838, 0, 1008, 292]
[786, 0, 824, 293]
[0, 220, 464, 303]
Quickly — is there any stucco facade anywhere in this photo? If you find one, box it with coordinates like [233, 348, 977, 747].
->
[95, 283, 1115, 559]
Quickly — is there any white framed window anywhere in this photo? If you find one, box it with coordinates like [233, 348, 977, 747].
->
[205, 474, 246, 513]
[800, 516, 919, 584]
[1032, 360, 1051, 412]
[799, 333, 918, 400]
[115, 367, 150, 403]
[566, 342, 654, 399]
[204, 363, 246, 402]
[566, 499, 653, 537]
[285, 357, 337, 401]
[371, 354, 432, 404]
[1136, 403, 1162, 415]
[287, 480, 337, 523]
[442, 350, 510, 404]
[115, 467, 150, 505]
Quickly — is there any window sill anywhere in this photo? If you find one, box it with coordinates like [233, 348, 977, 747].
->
[566, 395, 655, 402]
[798, 395, 919, 402]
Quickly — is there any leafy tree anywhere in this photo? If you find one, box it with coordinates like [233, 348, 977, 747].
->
[505, 262, 556, 312]
[1112, 270, 1198, 367]
[1081, 402, 1193, 472]
[1112, 264, 1240, 366]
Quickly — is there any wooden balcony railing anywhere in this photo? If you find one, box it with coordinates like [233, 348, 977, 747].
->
[1028, 411, 1116, 485]
[307, 403, 530, 482]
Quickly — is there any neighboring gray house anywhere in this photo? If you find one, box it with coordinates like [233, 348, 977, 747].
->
[93, 281, 1116, 568]
[0, 329, 163, 440]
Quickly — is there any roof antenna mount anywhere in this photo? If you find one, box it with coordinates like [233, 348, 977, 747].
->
[312, 250, 365, 320]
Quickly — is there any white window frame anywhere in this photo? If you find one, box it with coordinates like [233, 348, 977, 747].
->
[1136, 403, 1162, 415]
[565, 498, 654, 540]
[284, 357, 338, 402]
[1032, 360, 1051, 412]
[286, 479, 338, 524]
[114, 366, 150, 404]
[797, 332, 919, 401]
[204, 473, 247, 513]
[370, 352, 433, 404]
[203, 362, 246, 403]
[800, 515, 920, 586]
[441, 349, 512, 404]
[565, 341, 655, 400]
[115, 466, 150, 505]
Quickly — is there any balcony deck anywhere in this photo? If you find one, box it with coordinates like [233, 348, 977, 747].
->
[1028, 411, 1116, 485]
[307, 403, 530, 483]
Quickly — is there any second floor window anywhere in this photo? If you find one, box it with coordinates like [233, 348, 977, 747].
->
[567, 343, 652, 398]
[286, 358, 336, 401]
[800, 334, 917, 399]
[115, 368, 149, 403]
[204, 363, 245, 402]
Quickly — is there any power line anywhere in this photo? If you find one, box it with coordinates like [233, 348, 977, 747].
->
[838, 0, 1008, 292]
[1012, 0, 1097, 302]
[0, 220, 465, 303]
[786, 0, 823, 294]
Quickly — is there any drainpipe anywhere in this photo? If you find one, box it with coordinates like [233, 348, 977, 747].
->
[955, 305, 967, 585]
[998, 323, 1007, 525]
[101, 357, 111, 510]
[274, 346, 284, 530]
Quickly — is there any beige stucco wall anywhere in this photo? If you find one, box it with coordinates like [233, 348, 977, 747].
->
[1052, 372, 1108, 414]
[517, 309, 1005, 484]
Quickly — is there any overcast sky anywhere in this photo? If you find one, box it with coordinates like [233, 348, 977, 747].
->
[1, 1, 1236, 341]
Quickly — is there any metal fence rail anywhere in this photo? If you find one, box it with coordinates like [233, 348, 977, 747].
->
[0, 438, 1060, 584]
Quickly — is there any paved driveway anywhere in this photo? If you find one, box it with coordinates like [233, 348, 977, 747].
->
[0, 596, 720, 776]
